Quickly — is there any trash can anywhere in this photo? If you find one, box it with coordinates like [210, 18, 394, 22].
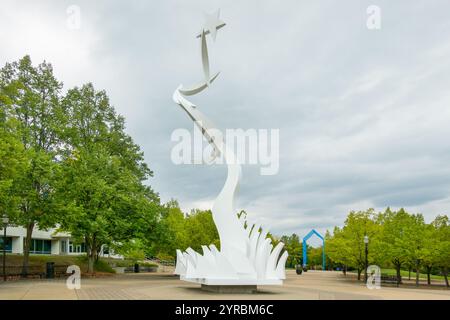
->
[295, 264, 303, 275]
[134, 263, 140, 273]
[46, 262, 55, 279]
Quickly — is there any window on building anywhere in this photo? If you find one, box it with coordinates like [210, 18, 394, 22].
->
[60, 240, 67, 253]
[43, 240, 51, 253]
[69, 241, 86, 253]
[29, 239, 52, 254]
[0, 237, 12, 253]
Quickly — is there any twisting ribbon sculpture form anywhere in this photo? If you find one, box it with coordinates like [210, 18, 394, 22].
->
[173, 10, 288, 286]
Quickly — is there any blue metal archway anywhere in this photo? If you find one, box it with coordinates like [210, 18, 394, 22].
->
[302, 229, 325, 271]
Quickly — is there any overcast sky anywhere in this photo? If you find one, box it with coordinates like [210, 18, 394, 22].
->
[2, 1, 450, 244]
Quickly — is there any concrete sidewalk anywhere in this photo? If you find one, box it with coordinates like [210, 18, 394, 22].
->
[0, 270, 449, 300]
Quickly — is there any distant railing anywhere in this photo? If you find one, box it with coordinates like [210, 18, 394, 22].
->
[146, 256, 175, 267]
[123, 266, 158, 273]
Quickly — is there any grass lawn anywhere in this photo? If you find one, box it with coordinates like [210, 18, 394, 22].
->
[381, 268, 445, 280]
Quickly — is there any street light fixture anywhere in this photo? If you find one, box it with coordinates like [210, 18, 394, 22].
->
[364, 235, 369, 284]
[2, 215, 9, 282]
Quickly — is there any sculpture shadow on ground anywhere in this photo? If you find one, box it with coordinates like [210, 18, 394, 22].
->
[178, 286, 282, 296]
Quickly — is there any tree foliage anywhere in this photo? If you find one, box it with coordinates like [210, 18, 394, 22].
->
[57, 83, 156, 272]
[1, 56, 161, 273]
[326, 208, 449, 286]
[151, 201, 220, 259]
[0, 56, 66, 274]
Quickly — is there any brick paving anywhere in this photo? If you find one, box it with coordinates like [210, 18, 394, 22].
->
[0, 270, 449, 300]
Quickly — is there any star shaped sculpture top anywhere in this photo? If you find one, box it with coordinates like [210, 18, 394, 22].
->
[196, 9, 226, 41]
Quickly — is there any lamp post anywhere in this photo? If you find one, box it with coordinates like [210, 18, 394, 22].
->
[364, 235, 369, 284]
[2, 215, 9, 282]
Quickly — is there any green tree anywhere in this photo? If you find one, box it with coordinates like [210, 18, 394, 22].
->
[0, 104, 27, 238]
[280, 234, 301, 268]
[115, 239, 146, 263]
[420, 223, 439, 285]
[184, 209, 220, 252]
[0, 56, 66, 275]
[326, 209, 380, 280]
[308, 246, 324, 269]
[327, 226, 357, 275]
[0, 103, 25, 219]
[57, 83, 155, 273]
[152, 200, 188, 258]
[152, 203, 221, 259]
[431, 215, 450, 287]
[378, 208, 425, 285]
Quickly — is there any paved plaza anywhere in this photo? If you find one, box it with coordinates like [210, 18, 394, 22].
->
[0, 270, 449, 300]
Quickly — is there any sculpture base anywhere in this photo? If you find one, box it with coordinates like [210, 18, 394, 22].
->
[180, 275, 282, 286]
[201, 284, 257, 294]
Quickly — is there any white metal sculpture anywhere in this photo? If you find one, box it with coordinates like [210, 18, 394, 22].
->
[173, 10, 288, 286]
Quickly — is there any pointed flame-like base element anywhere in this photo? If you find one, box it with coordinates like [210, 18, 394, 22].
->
[174, 216, 289, 285]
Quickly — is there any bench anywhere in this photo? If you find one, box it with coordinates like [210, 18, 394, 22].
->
[54, 265, 71, 278]
[381, 275, 399, 285]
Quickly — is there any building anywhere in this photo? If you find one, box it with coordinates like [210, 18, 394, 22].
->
[0, 225, 121, 258]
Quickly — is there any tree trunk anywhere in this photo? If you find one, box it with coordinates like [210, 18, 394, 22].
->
[86, 235, 97, 274]
[415, 260, 421, 287]
[21, 222, 35, 277]
[343, 265, 347, 276]
[87, 249, 95, 274]
[426, 266, 432, 285]
[408, 266, 411, 280]
[95, 246, 102, 262]
[87, 255, 95, 274]
[415, 267, 420, 287]
[395, 264, 402, 286]
[357, 268, 362, 281]
[442, 267, 449, 288]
